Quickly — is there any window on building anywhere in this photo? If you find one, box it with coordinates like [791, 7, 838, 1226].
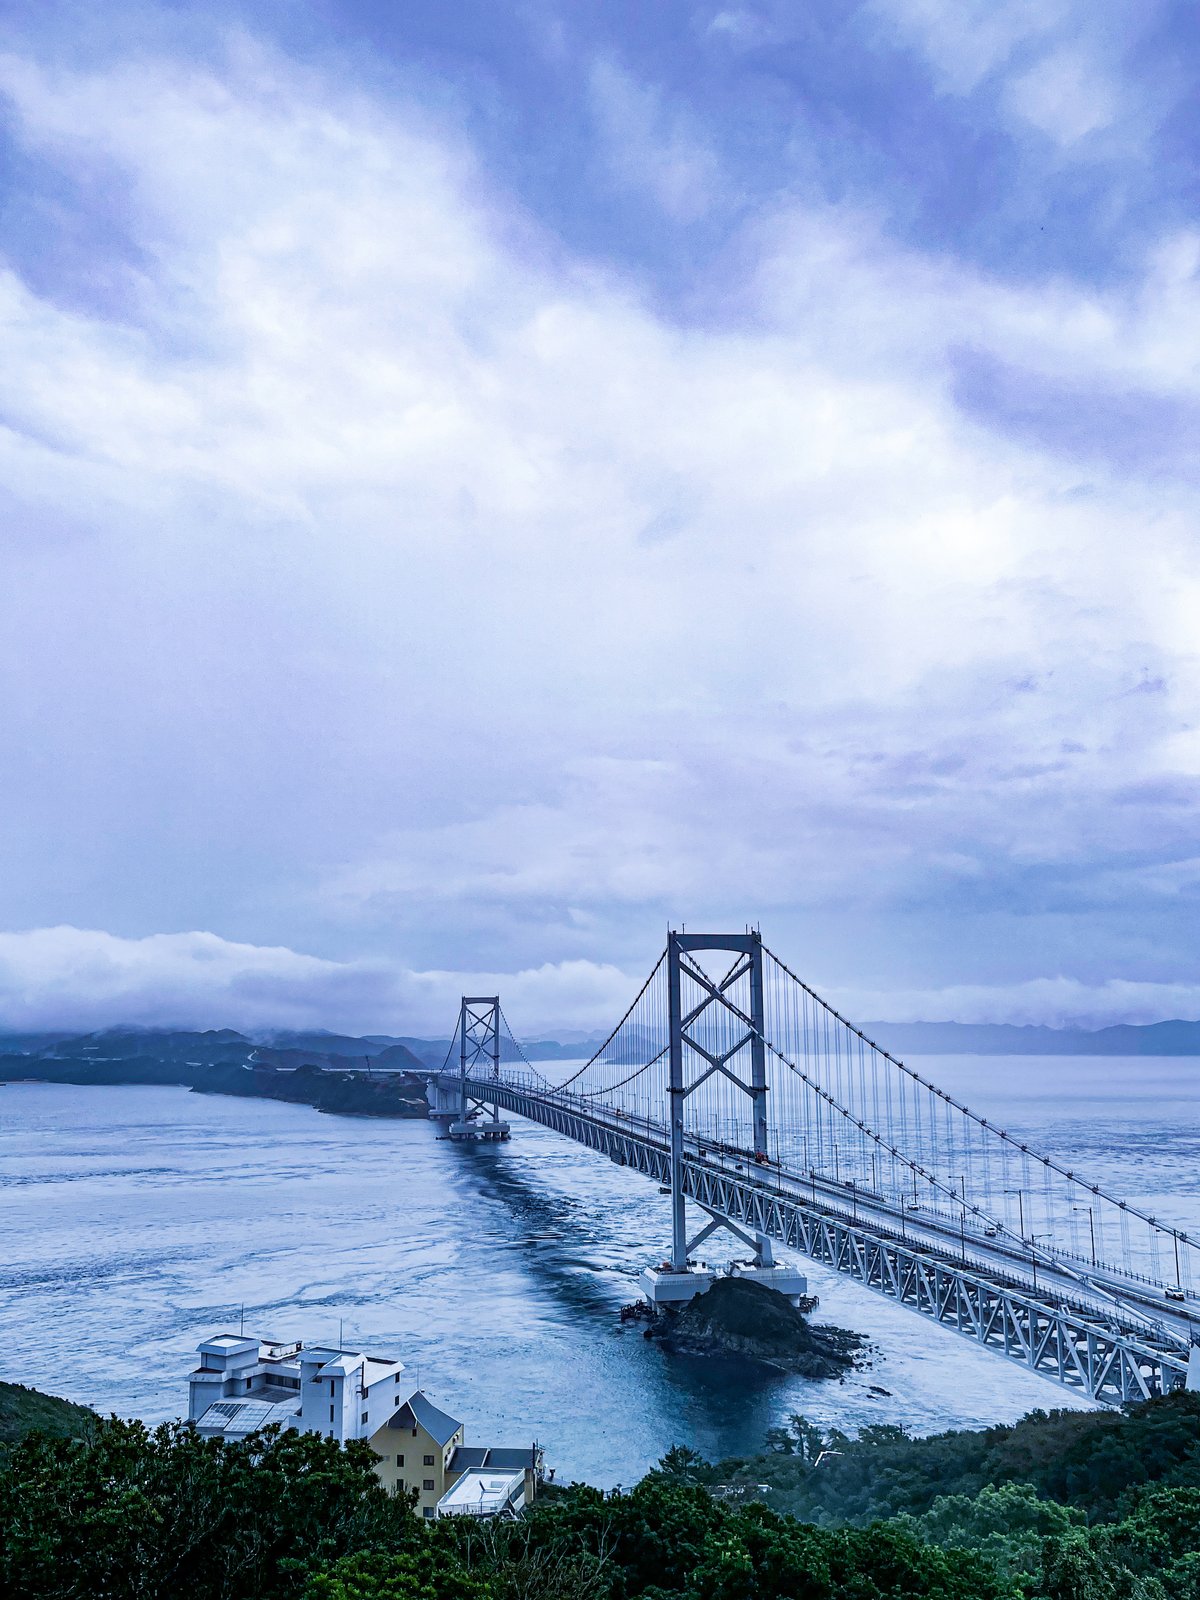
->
[422, 1479, 434, 1492]
[246, 1378, 253, 1390]
[397, 1454, 404, 1467]
[423, 1454, 434, 1466]
[422, 1507, 434, 1519]
[361, 1411, 368, 1425]
[329, 1405, 335, 1422]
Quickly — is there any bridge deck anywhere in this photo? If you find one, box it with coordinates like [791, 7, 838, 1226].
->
[441, 1070, 1196, 1407]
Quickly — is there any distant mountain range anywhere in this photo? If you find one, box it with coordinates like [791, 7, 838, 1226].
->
[0, 1023, 614, 1116]
[3, 1019, 1200, 1072]
[0, 1024, 608, 1075]
[256, 1030, 609, 1065]
[863, 1020, 1200, 1056]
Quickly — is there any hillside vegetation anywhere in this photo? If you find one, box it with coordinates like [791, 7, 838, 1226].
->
[4, 1394, 1200, 1598]
[0, 1380, 92, 1445]
[671, 1391, 1200, 1525]
[0, 1026, 432, 1116]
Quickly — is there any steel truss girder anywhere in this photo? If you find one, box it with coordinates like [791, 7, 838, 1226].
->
[443, 1071, 1189, 1407]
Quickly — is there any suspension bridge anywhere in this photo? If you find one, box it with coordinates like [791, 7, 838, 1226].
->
[426, 931, 1200, 1407]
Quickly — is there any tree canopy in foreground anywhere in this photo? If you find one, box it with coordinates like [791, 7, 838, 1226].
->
[4, 1396, 1200, 1599]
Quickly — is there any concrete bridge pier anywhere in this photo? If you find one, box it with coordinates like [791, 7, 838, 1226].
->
[639, 1219, 808, 1309]
[426, 1078, 511, 1139]
[448, 1114, 511, 1140]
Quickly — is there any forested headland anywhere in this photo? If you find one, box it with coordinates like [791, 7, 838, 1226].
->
[6, 1383, 1200, 1598]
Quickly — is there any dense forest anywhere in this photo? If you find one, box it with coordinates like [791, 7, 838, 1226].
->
[679, 1393, 1200, 1525]
[5, 1390, 1200, 1598]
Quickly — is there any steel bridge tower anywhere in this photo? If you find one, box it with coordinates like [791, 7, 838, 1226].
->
[648, 930, 806, 1305]
[448, 998, 512, 1139]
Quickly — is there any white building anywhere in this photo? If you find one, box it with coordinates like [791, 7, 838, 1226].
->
[188, 1333, 408, 1447]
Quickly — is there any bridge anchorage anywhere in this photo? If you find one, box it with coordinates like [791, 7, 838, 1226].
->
[430, 930, 1200, 1406]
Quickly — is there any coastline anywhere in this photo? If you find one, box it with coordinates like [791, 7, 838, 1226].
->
[0, 1056, 432, 1118]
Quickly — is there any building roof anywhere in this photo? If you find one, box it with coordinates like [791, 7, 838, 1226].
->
[449, 1446, 538, 1472]
[385, 1390, 461, 1445]
[438, 1467, 525, 1517]
[321, 1352, 363, 1375]
[195, 1397, 299, 1438]
[362, 1356, 404, 1384]
[197, 1334, 259, 1359]
[302, 1349, 402, 1380]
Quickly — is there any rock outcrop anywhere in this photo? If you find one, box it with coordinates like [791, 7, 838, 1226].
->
[645, 1276, 869, 1378]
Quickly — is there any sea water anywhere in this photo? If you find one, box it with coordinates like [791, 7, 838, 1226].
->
[1, 1056, 1197, 1485]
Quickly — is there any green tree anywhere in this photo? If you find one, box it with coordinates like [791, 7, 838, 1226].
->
[305, 1546, 490, 1600]
[0, 1417, 415, 1600]
[1037, 1530, 1167, 1600]
[788, 1416, 828, 1465]
[897, 1481, 1085, 1583]
[688, 1393, 1200, 1529]
[657, 1446, 710, 1483]
[492, 1482, 1013, 1600]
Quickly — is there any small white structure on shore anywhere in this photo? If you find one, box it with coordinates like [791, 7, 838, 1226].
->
[438, 1465, 527, 1519]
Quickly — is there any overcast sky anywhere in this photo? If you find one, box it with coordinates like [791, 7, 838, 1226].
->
[1, 1, 1198, 1035]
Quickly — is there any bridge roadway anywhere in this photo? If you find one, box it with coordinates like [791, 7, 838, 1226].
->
[439, 1069, 1198, 1407]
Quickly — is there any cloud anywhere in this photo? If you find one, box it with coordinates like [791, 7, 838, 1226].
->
[865, 0, 1169, 162]
[587, 57, 721, 220]
[950, 348, 1200, 479]
[845, 976, 1200, 1029]
[2, 926, 1195, 1037]
[1003, 48, 1124, 147]
[0, 26, 1197, 1004]
[703, 10, 773, 49]
[864, 0, 1067, 97]
[0, 927, 636, 1036]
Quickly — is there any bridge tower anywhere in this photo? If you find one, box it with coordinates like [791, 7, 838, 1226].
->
[447, 996, 510, 1140]
[643, 931, 807, 1307]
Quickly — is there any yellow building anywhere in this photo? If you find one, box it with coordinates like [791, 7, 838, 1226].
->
[370, 1391, 464, 1518]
